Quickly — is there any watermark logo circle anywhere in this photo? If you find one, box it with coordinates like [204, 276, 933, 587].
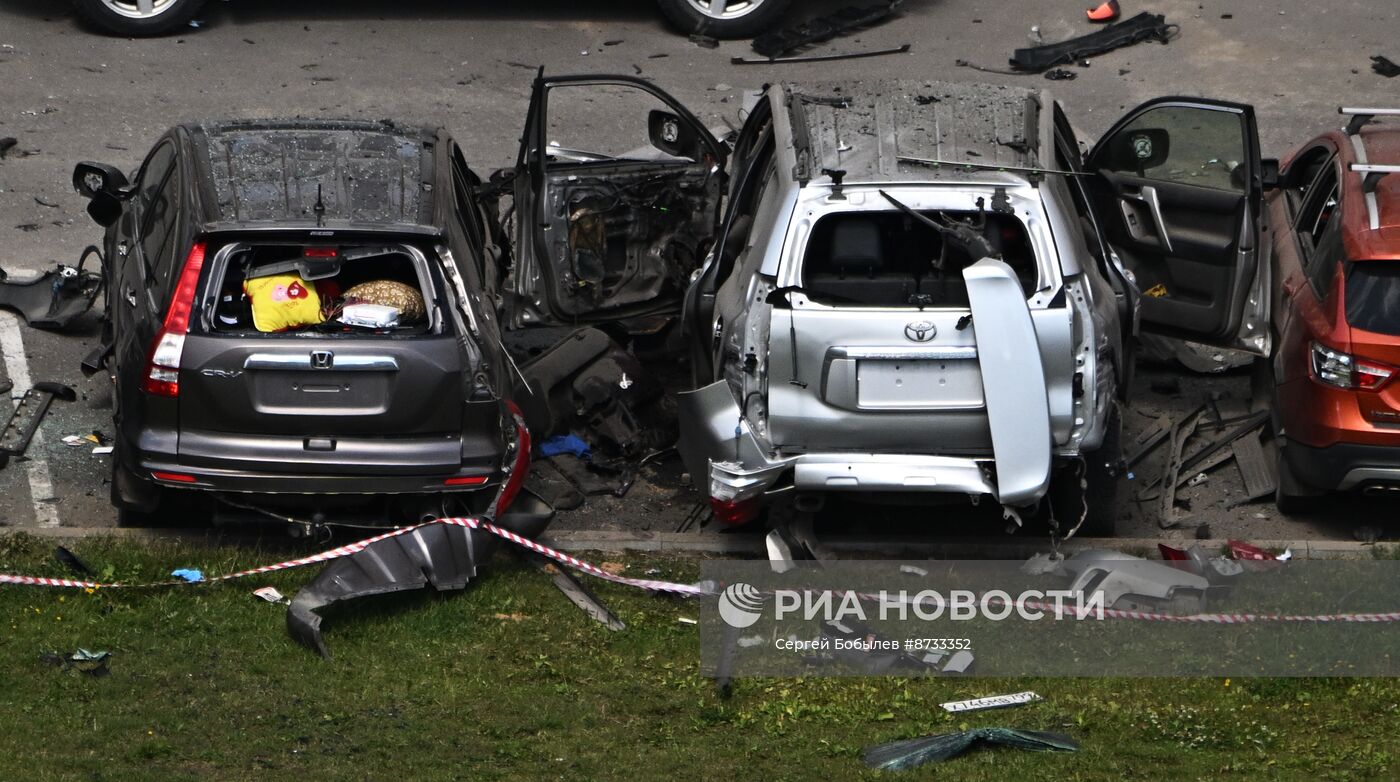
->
[718, 582, 766, 628]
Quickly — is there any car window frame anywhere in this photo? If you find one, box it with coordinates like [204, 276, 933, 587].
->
[135, 141, 182, 305]
[1292, 156, 1341, 265]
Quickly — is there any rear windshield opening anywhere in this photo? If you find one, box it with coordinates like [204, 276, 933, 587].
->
[207, 243, 438, 335]
[801, 209, 1036, 307]
[1345, 261, 1400, 336]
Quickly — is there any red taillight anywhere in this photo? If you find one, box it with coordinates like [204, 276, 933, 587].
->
[1310, 342, 1397, 391]
[302, 247, 338, 258]
[141, 242, 207, 397]
[709, 496, 761, 526]
[444, 475, 489, 486]
[151, 471, 197, 483]
[493, 401, 532, 514]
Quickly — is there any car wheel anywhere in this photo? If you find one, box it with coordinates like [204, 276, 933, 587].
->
[1077, 403, 1123, 538]
[655, 0, 794, 38]
[72, 0, 207, 37]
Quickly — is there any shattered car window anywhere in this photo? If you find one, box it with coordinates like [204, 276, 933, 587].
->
[545, 84, 699, 163]
[1100, 105, 1246, 192]
[1345, 262, 1400, 336]
[207, 243, 438, 335]
[801, 210, 1036, 307]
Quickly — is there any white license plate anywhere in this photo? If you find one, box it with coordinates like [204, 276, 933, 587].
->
[857, 359, 984, 409]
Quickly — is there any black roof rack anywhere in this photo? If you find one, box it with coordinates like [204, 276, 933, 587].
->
[1339, 107, 1400, 136]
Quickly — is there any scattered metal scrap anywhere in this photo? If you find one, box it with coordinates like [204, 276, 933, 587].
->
[0, 381, 77, 466]
[0, 249, 103, 330]
[731, 44, 910, 65]
[863, 727, 1078, 770]
[1130, 397, 1274, 527]
[515, 327, 674, 497]
[526, 555, 625, 631]
[750, 1, 902, 59]
[1373, 55, 1400, 78]
[1010, 11, 1176, 73]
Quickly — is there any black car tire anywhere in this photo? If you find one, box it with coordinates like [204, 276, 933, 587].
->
[655, 0, 793, 38]
[1078, 404, 1123, 538]
[72, 0, 206, 37]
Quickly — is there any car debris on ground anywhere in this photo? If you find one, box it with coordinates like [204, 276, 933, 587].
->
[0, 253, 102, 330]
[862, 727, 1078, 770]
[0, 382, 77, 465]
[749, 1, 902, 60]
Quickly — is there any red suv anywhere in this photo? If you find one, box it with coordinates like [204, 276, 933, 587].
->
[1267, 108, 1400, 513]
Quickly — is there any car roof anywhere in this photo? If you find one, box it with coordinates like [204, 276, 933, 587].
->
[774, 79, 1053, 186]
[184, 119, 440, 229]
[1334, 124, 1400, 261]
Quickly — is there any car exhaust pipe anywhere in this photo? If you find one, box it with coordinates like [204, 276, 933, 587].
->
[1362, 484, 1400, 497]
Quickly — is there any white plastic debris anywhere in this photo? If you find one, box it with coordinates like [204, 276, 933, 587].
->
[340, 303, 399, 328]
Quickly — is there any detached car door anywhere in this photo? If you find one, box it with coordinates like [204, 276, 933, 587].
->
[1084, 97, 1268, 354]
[509, 73, 727, 328]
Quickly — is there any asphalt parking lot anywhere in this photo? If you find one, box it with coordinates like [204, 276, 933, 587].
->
[0, 0, 1396, 543]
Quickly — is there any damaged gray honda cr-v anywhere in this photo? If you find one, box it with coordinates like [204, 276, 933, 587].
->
[672, 80, 1270, 536]
[73, 119, 544, 529]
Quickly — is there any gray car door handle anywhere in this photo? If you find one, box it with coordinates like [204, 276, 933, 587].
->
[1123, 186, 1173, 253]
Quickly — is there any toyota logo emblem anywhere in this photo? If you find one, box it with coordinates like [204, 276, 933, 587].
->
[904, 321, 936, 342]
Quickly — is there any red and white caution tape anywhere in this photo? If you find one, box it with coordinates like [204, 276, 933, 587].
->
[1, 519, 1397, 623]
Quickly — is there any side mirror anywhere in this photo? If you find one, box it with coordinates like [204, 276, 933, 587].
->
[1260, 158, 1281, 190]
[648, 110, 703, 161]
[72, 162, 132, 228]
[72, 162, 129, 200]
[1106, 127, 1171, 173]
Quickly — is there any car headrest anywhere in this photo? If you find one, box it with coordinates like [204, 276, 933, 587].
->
[828, 218, 883, 271]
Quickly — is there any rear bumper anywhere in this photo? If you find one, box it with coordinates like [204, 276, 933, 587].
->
[1282, 440, 1400, 492]
[137, 458, 503, 495]
[679, 381, 998, 503]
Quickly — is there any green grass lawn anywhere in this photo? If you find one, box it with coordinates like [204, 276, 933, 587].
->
[0, 532, 1396, 781]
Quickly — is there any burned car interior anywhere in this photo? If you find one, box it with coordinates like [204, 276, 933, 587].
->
[802, 209, 1037, 307]
[206, 243, 439, 335]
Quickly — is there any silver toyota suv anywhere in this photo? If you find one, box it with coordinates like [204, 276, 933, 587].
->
[673, 80, 1269, 537]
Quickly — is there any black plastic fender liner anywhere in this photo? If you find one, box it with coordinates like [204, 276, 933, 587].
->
[286, 491, 555, 659]
[0, 254, 104, 330]
[1010, 12, 1176, 72]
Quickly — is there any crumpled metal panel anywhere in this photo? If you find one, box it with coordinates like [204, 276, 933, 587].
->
[783, 80, 1042, 184]
[287, 521, 494, 659]
[203, 123, 425, 224]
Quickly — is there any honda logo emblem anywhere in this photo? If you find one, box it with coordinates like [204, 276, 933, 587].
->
[310, 350, 334, 369]
[904, 320, 936, 342]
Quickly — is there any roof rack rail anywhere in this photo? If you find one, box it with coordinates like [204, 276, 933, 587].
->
[1339, 107, 1400, 136]
[1351, 163, 1400, 194]
[1349, 164, 1399, 230]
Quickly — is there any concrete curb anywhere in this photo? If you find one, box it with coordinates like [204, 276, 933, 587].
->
[3, 525, 1389, 560]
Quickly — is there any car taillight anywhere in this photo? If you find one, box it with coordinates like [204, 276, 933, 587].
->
[492, 401, 532, 515]
[1310, 342, 1396, 391]
[141, 242, 207, 397]
[709, 496, 762, 526]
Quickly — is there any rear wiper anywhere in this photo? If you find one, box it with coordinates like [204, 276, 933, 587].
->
[878, 190, 998, 261]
